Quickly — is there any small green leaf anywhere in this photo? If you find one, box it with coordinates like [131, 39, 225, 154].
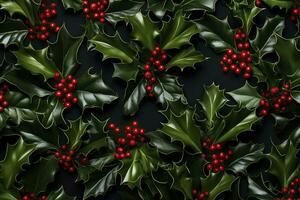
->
[47, 187, 75, 200]
[113, 62, 139, 81]
[0, 17, 27, 47]
[123, 80, 146, 116]
[65, 118, 89, 149]
[178, 0, 218, 12]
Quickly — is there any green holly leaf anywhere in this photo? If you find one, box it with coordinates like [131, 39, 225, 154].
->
[201, 173, 237, 200]
[14, 46, 58, 79]
[0, 17, 27, 47]
[0, 137, 36, 189]
[118, 145, 159, 187]
[47, 187, 75, 200]
[0, 186, 19, 200]
[168, 164, 192, 199]
[228, 81, 261, 109]
[21, 156, 59, 193]
[113, 62, 139, 81]
[178, 0, 218, 12]
[214, 108, 259, 143]
[0, 0, 40, 25]
[160, 11, 198, 49]
[146, 131, 182, 154]
[262, 0, 293, 9]
[196, 14, 235, 53]
[147, 0, 174, 18]
[250, 17, 284, 58]
[76, 70, 118, 110]
[227, 143, 264, 174]
[252, 61, 277, 84]
[247, 176, 274, 200]
[88, 31, 137, 64]
[166, 47, 207, 71]
[64, 118, 89, 149]
[160, 109, 202, 153]
[49, 26, 84, 76]
[123, 79, 146, 116]
[291, 90, 300, 104]
[125, 12, 159, 50]
[199, 83, 228, 129]
[154, 74, 184, 108]
[61, 0, 82, 11]
[266, 127, 300, 187]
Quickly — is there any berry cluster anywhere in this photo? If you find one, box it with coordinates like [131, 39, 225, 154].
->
[220, 29, 253, 79]
[201, 138, 233, 173]
[107, 121, 145, 159]
[54, 144, 89, 174]
[290, 0, 300, 23]
[143, 46, 168, 97]
[26, 0, 60, 41]
[0, 83, 9, 113]
[258, 83, 293, 116]
[82, 0, 108, 23]
[192, 189, 210, 200]
[53, 72, 78, 108]
[22, 192, 47, 200]
[276, 177, 300, 200]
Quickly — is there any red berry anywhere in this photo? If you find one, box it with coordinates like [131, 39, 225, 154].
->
[72, 97, 78, 103]
[100, 18, 105, 23]
[108, 123, 115, 129]
[243, 73, 251, 79]
[144, 64, 151, 71]
[129, 139, 136, 146]
[144, 71, 152, 79]
[146, 85, 153, 92]
[260, 109, 268, 116]
[2, 101, 8, 107]
[55, 91, 62, 97]
[54, 151, 60, 158]
[227, 48, 233, 55]
[68, 167, 75, 173]
[126, 152, 132, 157]
[90, 3, 97, 10]
[158, 65, 165, 71]
[219, 165, 225, 171]
[64, 102, 72, 108]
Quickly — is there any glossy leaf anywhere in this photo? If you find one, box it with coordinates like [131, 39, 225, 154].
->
[65, 118, 89, 149]
[47, 187, 75, 200]
[113, 62, 139, 81]
[179, 0, 218, 12]
[0, 17, 27, 47]
[262, 0, 293, 9]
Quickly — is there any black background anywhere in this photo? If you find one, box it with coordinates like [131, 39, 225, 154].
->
[0, 0, 298, 199]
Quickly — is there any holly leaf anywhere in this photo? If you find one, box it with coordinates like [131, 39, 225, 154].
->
[125, 12, 159, 50]
[21, 156, 59, 193]
[247, 176, 274, 200]
[178, 0, 218, 12]
[49, 25, 84, 76]
[227, 143, 264, 174]
[61, 0, 82, 11]
[160, 109, 202, 153]
[166, 47, 207, 71]
[154, 74, 183, 108]
[47, 187, 74, 200]
[214, 108, 259, 143]
[147, 0, 174, 18]
[88, 30, 137, 64]
[196, 14, 235, 53]
[0, 186, 19, 200]
[64, 118, 89, 149]
[76, 70, 118, 110]
[146, 131, 182, 154]
[228, 81, 261, 109]
[118, 145, 159, 187]
[0, 137, 36, 189]
[14, 46, 58, 79]
[199, 83, 228, 129]
[160, 11, 198, 49]
[201, 173, 237, 200]
[262, 0, 293, 9]
[113, 62, 139, 81]
[0, 0, 40, 25]
[0, 17, 27, 47]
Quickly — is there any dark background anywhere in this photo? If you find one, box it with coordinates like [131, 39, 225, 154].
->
[0, 0, 298, 199]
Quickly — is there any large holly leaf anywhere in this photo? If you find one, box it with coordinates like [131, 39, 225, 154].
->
[166, 47, 207, 71]
[146, 131, 182, 154]
[147, 0, 174, 18]
[227, 143, 264, 174]
[88, 31, 137, 64]
[113, 62, 139, 81]
[14, 46, 58, 79]
[21, 156, 59, 193]
[247, 176, 274, 200]
[266, 127, 300, 187]
[228, 81, 261, 109]
[201, 173, 237, 200]
[199, 83, 228, 129]
[160, 109, 202, 153]
[0, 137, 36, 189]
[0, 17, 27, 47]
[47, 187, 75, 200]
[0, 0, 40, 25]
[160, 11, 198, 49]
[49, 26, 84, 76]
[125, 12, 159, 50]
[214, 108, 259, 143]
[118, 145, 160, 187]
[154, 74, 183, 108]
[76, 70, 118, 110]
[196, 14, 235, 53]
[262, 0, 293, 9]
[178, 0, 218, 12]
[64, 118, 89, 149]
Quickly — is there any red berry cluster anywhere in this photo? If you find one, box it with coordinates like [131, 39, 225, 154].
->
[291, 7, 300, 23]
[192, 189, 210, 200]
[53, 72, 78, 108]
[26, 0, 60, 41]
[0, 83, 9, 113]
[54, 144, 89, 174]
[258, 83, 293, 116]
[275, 177, 300, 200]
[143, 46, 168, 97]
[220, 29, 253, 79]
[201, 138, 233, 173]
[82, 0, 108, 23]
[107, 121, 145, 159]
[22, 192, 47, 200]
